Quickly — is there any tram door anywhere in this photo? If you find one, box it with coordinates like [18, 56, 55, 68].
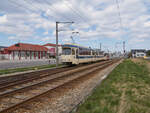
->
[76, 48, 79, 64]
[72, 48, 75, 56]
[76, 48, 79, 58]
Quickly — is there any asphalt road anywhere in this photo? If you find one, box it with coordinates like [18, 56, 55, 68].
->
[0, 59, 56, 70]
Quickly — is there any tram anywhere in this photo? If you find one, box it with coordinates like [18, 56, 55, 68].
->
[61, 44, 108, 65]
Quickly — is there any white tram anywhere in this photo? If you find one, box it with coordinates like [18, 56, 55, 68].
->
[61, 44, 108, 65]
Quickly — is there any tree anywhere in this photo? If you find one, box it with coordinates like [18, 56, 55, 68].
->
[146, 50, 150, 56]
[128, 52, 132, 58]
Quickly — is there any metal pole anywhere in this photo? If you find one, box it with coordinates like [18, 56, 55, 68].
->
[123, 41, 125, 54]
[100, 43, 102, 51]
[55, 21, 74, 67]
[56, 22, 59, 67]
[123, 41, 125, 57]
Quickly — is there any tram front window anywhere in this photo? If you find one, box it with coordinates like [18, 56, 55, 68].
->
[62, 48, 71, 55]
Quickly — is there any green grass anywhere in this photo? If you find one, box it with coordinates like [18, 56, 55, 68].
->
[0, 64, 62, 75]
[76, 59, 150, 113]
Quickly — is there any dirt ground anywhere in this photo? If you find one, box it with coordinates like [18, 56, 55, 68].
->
[131, 58, 150, 70]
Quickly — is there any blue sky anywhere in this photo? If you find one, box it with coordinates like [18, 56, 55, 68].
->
[0, 0, 150, 52]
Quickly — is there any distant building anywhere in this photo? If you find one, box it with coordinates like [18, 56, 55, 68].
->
[0, 43, 63, 60]
[131, 49, 146, 58]
[0, 46, 8, 60]
[43, 43, 62, 58]
[0, 46, 7, 54]
[6, 43, 48, 60]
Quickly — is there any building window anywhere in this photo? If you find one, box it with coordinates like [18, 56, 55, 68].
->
[27, 51, 30, 57]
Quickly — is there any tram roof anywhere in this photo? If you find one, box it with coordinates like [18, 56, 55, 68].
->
[62, 43, 90, 49]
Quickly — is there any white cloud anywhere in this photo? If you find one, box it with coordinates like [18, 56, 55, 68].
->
[144, 21, 150, 27]
[43, 31, 49, 35]
[0, 0, 150, 49]
[8, 36, 18, 40]
[0, 15, 7, 23]
[41, 36, 55, 42]
[129, 38, 145, 45]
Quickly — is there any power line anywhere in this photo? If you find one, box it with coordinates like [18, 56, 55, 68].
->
[8, 0, 59, 21]
[31, 0, 92, 35]
[55, 21, 74, 67]
[60, 0, 92, 28]
[115, 0, 127, 54]
[43, 0, 73, 22]
[8, 0, 96, 46]
[61, 0, 87, 22]
[62, 0, 106, 49]
[22, 0, 39, 12]
[115, 0, 123, 29]
[9, 0, 73, 22]
[25, 0, 65, 21]
[8, 0, 32, 13]
[60, 1, 94, 46]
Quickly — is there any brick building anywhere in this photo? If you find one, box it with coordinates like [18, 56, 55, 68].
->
[43, 43, 62, 58]
[0, 46, 8, 60]
[0, 46, 7, 54]
[6, 43, 48, 60]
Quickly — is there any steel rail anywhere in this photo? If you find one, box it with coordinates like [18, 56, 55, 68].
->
[0, 65, 86, 90]
[0, 66, 69, 85]
[0, 61, 111, 98]
[0, 62, 100, 86]
[0, 60, 117, 113]
[0, 61, 110, 92]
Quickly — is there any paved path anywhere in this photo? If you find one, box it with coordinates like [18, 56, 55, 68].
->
[0, 59, 56, 70]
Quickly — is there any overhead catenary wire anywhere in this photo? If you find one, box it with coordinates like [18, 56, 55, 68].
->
[8, 0, 74, 22]
[8, 0, 33, 13]
[43, 0, 74, 22]
[25, 0, 71, 21]
[8, 0, 59, 21]
[61, 0, 88, 23]
[115, 0, 123, 29]
[115, 0, 127, 53]
[27, 0, 92, 35]
[7, 0, 97, 48]
[61, 0, 108, 50]
[7, 0, 75, 47]
[59, 0, 97, 47]
[26, 0, 75, 47]
[60, 0, 93, 28]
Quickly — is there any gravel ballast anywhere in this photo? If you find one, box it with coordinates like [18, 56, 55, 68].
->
[30, 60, 123, 113]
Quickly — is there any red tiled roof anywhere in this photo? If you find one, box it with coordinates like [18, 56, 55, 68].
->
[7, 43, 48, 51]
[43, 43, 61, 47]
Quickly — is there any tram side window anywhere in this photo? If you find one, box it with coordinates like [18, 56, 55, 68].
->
[62, 48, 71, 55]
[72, 49, 75, 55]
[79, 48, 91, 55]
[76, 49, 79, 55]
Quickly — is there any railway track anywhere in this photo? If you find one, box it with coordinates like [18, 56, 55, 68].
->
[0, 61, 109, 91]
[0, 60, 118, 113]
[0, 64, 89, 90]
[0, 65, 74, 86]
